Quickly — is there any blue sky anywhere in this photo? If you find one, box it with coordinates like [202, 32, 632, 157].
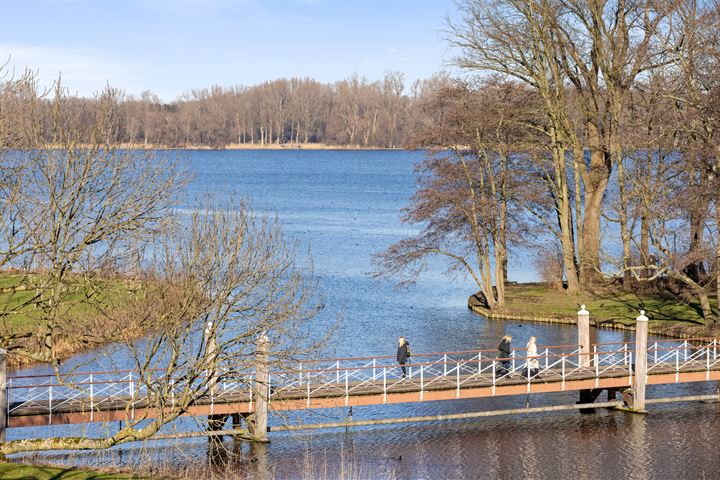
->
[1, 0, 458, 102]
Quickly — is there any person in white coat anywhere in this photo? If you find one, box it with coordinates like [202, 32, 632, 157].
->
[524, 335, 540, 378]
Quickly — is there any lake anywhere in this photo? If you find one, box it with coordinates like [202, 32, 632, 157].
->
[10, 150, 720, 479]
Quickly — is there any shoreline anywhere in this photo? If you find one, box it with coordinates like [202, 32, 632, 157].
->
[37, 143, 410, 151]
[468, 302, 703, 339]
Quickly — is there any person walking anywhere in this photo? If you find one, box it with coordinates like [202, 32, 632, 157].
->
[497, 334, 512, 376]
[523, 335, 540, 378]
[397, 336, 411, 378]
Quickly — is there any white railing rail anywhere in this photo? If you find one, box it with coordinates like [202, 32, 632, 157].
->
[6, 339, 720, 418]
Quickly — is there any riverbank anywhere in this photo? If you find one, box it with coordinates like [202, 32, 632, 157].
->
[0, 272, 144, 368]
[0, 461, 149, 479]
[469, 283, 718, 337]
[40, 142, 405, 151]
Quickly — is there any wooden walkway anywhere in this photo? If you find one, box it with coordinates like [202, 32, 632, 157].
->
[7, 337, 720, 427]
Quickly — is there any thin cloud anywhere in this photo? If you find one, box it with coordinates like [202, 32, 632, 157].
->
[0, 43, 148, 97]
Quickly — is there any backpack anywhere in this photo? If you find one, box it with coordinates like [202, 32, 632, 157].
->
[406, 343, 412, 357]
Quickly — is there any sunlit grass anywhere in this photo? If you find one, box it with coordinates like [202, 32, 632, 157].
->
[501, 283, 717, 328]
[0, 461, 149, 479]
[0, 272, 139, 333]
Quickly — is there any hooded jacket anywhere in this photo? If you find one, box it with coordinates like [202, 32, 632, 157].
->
[397, 342, 410, 363]
[498, 338, 511, 358]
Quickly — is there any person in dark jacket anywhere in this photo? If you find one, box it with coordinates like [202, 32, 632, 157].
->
[497, 334, 512, 376]
[397, 336, 411, 378]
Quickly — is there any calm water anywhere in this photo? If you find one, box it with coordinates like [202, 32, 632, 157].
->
[10, 150, 720, 479]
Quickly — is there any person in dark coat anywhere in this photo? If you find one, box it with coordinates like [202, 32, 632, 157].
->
[497, 334, 512, 376]
[397, 336, 411, 378]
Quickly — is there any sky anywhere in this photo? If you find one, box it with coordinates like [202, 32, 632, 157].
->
[1, 0, 459, 102]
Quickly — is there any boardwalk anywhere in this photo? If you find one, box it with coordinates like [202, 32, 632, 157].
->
[7, 337, 720, 428]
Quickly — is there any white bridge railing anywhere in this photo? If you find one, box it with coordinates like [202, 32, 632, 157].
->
[6, 338, 719, 423]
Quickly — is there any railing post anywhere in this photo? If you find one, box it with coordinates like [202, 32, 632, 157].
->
[372, 359, 376, 381]
[443, 354, 447, 376]
[456, 362, 460, 398]
[383, 367, 387, 403]
[252, 333, 270, 442]
[90, 373, 94, 422]
[623, 344, 628, 366]
[633, 310, 649, 412]
[0, 349, 6, 442]
[707, 342, 711, 371]
[306, 377, 310, 407]
[593, 345, 599, 370]
[345, 370, 349, 406]
[129, 372, 135, 420]
[653, 342, 658, 363]
[578, 305, 591, 368]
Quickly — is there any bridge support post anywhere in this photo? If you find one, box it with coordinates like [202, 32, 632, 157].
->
[250, 333, 270, 442]
[577, 305, 591, 368]
[577, 306, 594, 409]
[632, 310, 649, 412]
[0, 348, 5, 443]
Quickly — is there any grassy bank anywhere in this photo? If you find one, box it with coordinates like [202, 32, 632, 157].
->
[470, 283, 718, 336]
[0, 461, 149, 479]
[0, 272, 141, 368]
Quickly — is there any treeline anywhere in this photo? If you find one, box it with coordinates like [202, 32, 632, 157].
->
[2, 71, 442, 149]
[377, 0, 719, 326]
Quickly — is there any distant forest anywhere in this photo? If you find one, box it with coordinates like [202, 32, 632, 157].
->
[5, 71, 445, 149]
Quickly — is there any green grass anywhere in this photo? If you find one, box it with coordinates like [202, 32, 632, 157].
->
[0, 461, 149, 480]
[0, 273, 138, 333]
[500, 283, 717, 329]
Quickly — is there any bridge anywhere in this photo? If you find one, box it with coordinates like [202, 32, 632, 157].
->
[1, 310, 719, 442]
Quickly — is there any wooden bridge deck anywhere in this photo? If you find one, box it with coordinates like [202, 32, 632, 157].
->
[8, 360, 720, 427]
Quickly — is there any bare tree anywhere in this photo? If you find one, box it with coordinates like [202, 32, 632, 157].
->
[450, 0, 582, 292]
[0, 200, 325, 454]
[0, 76, 186, 364]
[376, 79, 528, 308]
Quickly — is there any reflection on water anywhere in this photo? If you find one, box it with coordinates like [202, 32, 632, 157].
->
[24, 401, 717, 479]
[8, 151, 720, 478]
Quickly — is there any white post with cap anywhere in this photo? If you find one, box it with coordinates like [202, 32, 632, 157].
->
[253, 333, 270, 442]
[633, 310, 649, 412]
[577, 305, 591, 368]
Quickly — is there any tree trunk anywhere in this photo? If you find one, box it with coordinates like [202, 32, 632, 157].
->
[684, 209, 707, 283]
[573, 144, 585, 280]
[715, 171, 720, 327]
[616, 150, 633, 288]
[494, 236, 506, 307]
[697, 288, 713, 326]
[581, 133, 610, 287]
[553, 144, 580, 293]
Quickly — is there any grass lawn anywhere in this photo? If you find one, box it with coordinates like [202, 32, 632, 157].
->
[0, 272, 138, 332]
[0, 461, 149, 479]
[496, 283, 717, 330]
[0, 272, 144, 367]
